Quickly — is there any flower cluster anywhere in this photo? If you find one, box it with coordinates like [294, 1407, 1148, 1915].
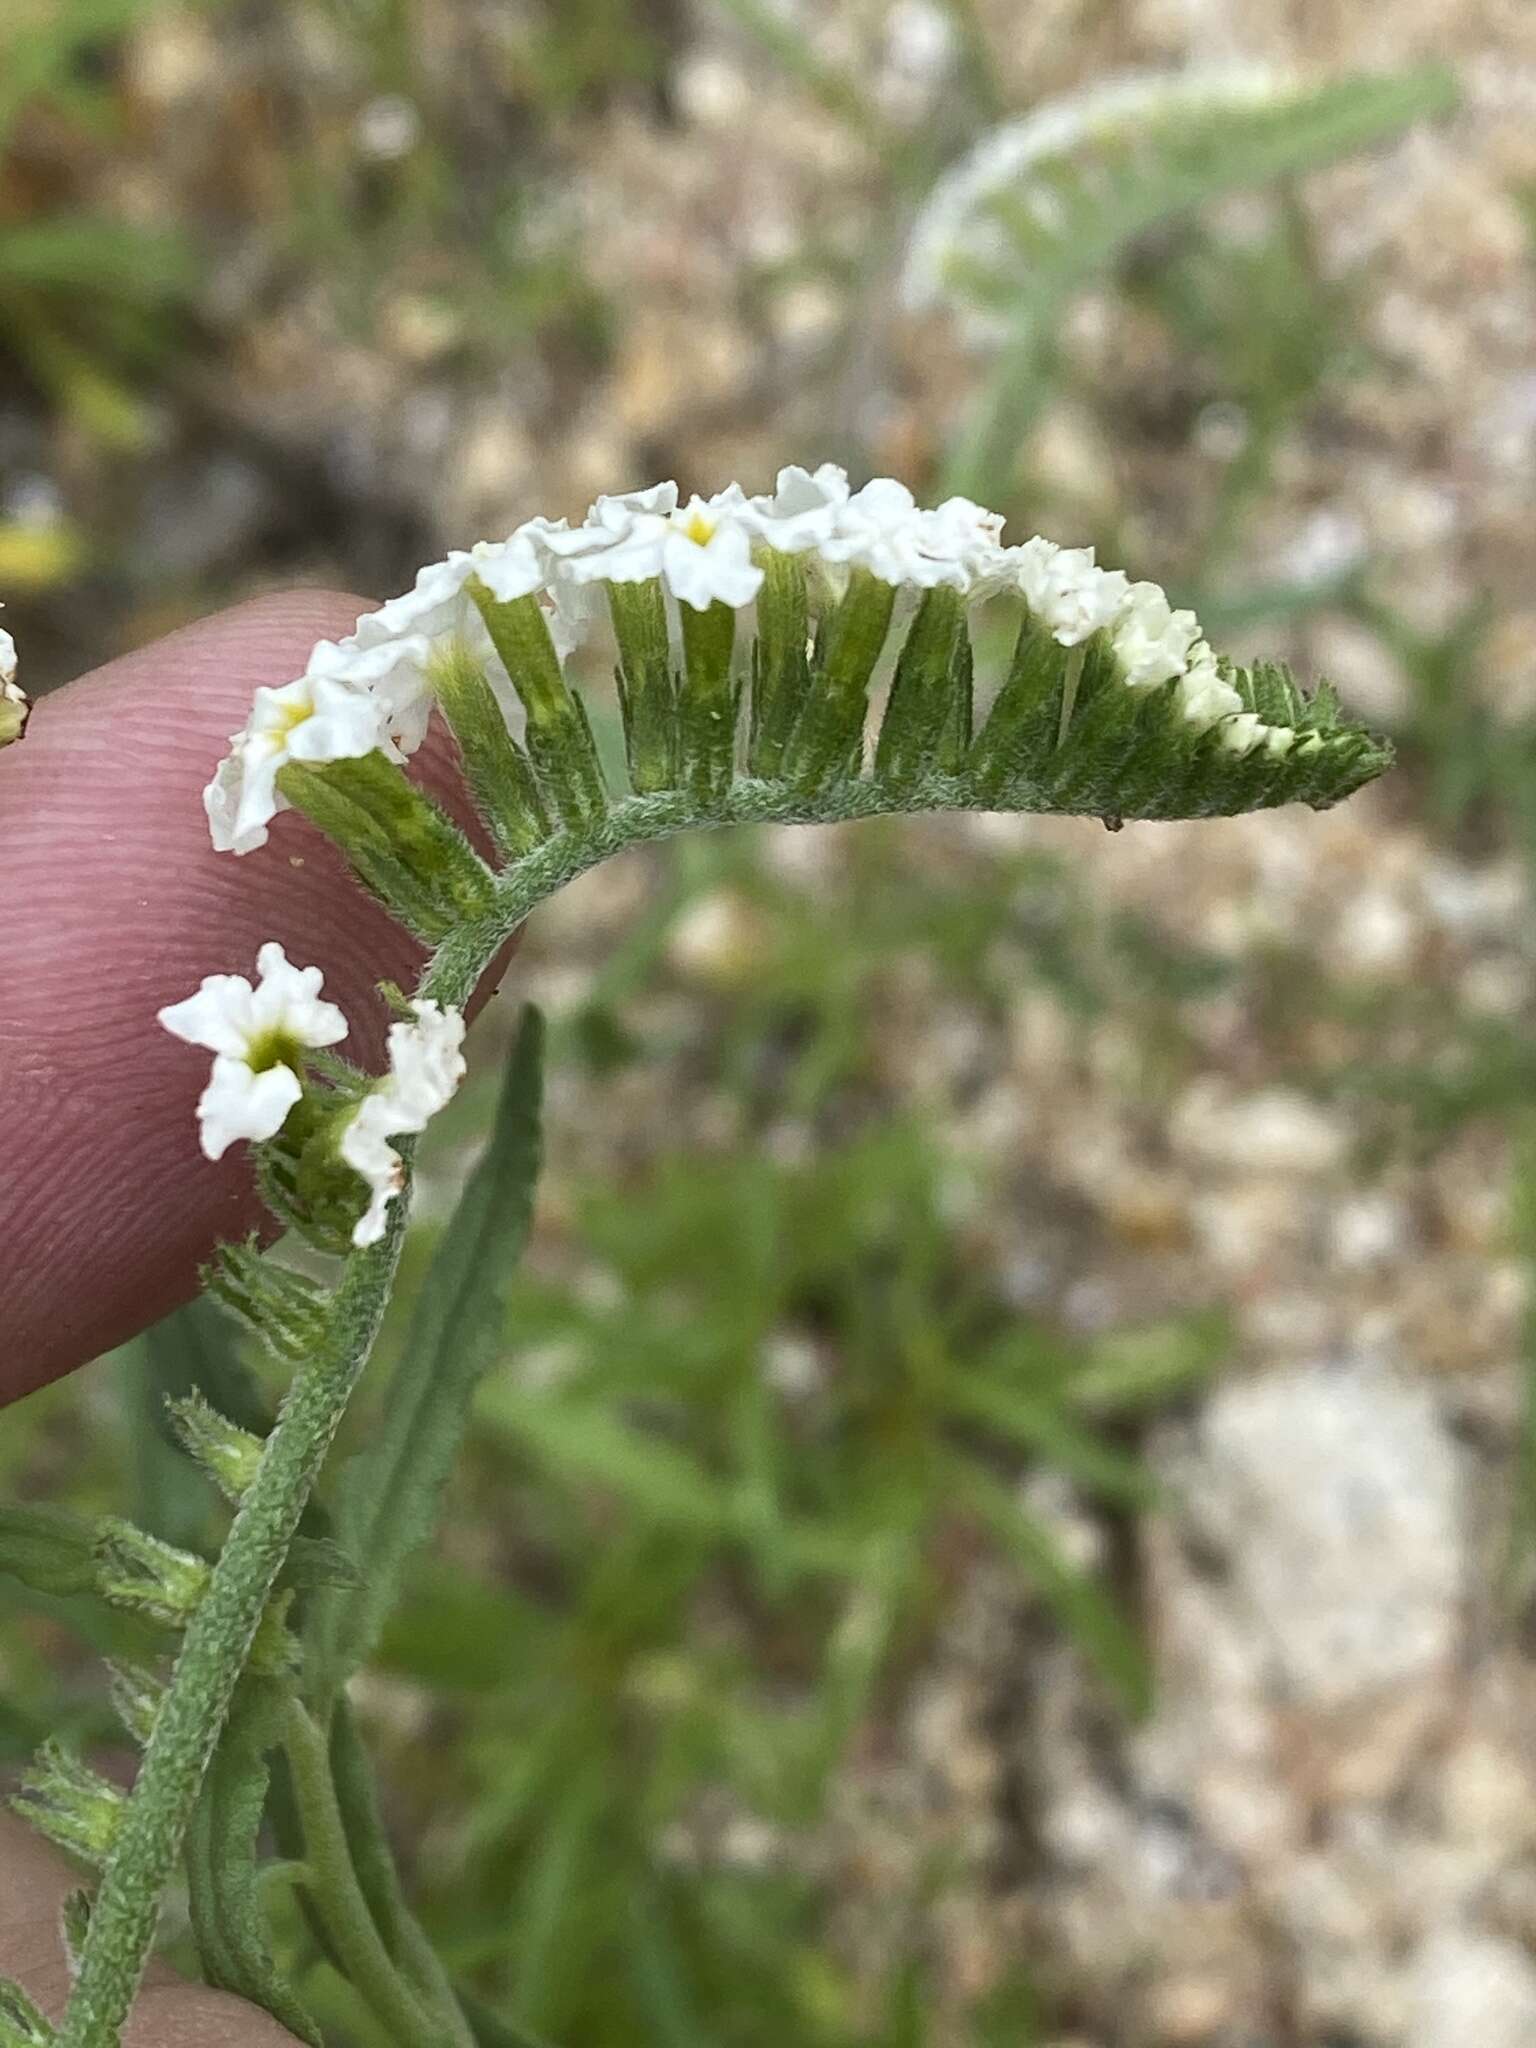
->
[159, 946, 467, 1247]
[204, 459, 1319, 856]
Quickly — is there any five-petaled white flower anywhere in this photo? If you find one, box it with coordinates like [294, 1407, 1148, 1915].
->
[158, 944, 348, 1160]
[340, 1000, 468, 1247]
[205, 673, 389, 855]
[549, 483, 764, 610]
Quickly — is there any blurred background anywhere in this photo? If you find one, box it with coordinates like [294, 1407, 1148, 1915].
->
[4, 2, 1535, 2044]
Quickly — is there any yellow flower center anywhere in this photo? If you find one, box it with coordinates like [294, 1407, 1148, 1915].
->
[272, 696, 315, 738]
[679, 506, 716, 547]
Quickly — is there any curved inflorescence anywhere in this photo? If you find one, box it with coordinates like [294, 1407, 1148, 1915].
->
[205, 460, 1357, 854]
[161, 458, 1392, 1253]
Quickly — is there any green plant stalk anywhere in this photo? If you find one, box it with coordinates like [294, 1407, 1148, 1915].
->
[58, 750, 1375, 2044]
[278, 1696, 465, 2048]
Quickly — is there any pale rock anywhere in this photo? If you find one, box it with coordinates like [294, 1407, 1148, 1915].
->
[1172, 1083, 1349, 1176]
[1407, 1929, 1536, 2048]
[1190, 1363, 1464, 1710]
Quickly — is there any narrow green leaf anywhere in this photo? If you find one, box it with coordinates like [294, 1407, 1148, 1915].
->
[944, 1375, 1156, 1507]
[186, 1684, 321, 2045]
[957, 1461, 1150, 1716]
[123, 1298, 268, 1546]
[0, 1505, 97, 1599]
[312, 1008, 546, 1693]
[480, 1394, 729, 1530]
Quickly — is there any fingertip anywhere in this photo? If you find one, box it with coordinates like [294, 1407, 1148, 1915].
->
[0, 588, 509, 1398]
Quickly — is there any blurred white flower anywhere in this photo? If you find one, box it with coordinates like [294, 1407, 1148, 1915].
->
[1175, 644, 1245, 730]
[902, 67, 1282, 342]
[158, 943, 347, 1160]
[1112, 581, 1203, 690]
[341, 1000, 468, 1247]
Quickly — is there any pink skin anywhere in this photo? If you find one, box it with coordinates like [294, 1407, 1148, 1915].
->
[0, 592, 514, 2034]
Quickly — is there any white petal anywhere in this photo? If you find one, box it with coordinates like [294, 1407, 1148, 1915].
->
[340, 1001, 467, 1245]
[662, 525, 764, 610]
[196, 1056, 302, 1160]
[158, 974, 261, 1056]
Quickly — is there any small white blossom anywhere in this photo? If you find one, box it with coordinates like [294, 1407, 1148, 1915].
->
[743, 463, 853, 552]
[1218, 711, 1265, 756]
[1112, 581, 1203, 690]
[548, 483, 764, 610]
[1263, 724, 1297, 758]
[0, 620, 15, 687]
[1011, 537, 1130, 645]
[340, 1000, 467, 1247]
[1174, 643, 1245, 730]
[205, 674, 388, 855]
[158, 943, 348, 1161]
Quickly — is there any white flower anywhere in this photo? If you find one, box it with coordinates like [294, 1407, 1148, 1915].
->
[746, 468, 1011, 596]
[1174, 643, 1244, 730]
[0, 620, 15, 687]
[743, 463, 853, 552]
[548, 483, 764, 611]
[158, 943, 348, 1161]
[1011, 536, 1130, 645]
[205, 674, 388, 855]
[918, 495, 1009, 585]
[340, 1000, 467, 1247]
[1112, 581, 1202, 690]
[1218, 711, 1265, 756]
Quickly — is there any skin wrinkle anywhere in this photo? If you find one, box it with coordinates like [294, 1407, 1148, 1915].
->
[0, 590, 510, 1399]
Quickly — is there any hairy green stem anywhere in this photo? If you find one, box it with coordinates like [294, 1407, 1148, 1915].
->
[278, 1698, 458, 2048]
